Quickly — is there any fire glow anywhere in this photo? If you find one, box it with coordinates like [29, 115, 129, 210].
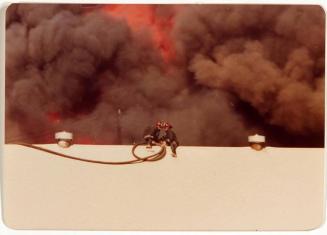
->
[6, 4, 325, 147]
[47, 112, 61, 124]
[103, 4, 176, 62]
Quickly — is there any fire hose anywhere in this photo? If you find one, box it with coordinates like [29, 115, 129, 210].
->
[15, 142, 167, 165]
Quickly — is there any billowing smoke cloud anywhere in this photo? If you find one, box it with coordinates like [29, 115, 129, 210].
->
[5, 4, 325, 146]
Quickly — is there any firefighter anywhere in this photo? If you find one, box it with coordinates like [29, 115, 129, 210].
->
[143, 121, 179, 157]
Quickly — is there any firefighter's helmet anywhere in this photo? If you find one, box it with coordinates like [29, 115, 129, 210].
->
[156, 120, 164, 128]
[156, 120, 169, 129]
[162, 121, 172, 129]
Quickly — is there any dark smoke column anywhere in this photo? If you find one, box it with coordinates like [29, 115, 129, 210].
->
[4, 4, 324, 147]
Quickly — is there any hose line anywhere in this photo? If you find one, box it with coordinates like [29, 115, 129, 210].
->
[14, 142, 167, 165]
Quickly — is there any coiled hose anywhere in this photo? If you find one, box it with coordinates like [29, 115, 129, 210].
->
[15, 142, 167, 165]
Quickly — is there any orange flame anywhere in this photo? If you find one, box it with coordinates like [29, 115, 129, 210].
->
[103, 4, 175, 62]
[75, 136, 94, 145]
[47, 112, 61, 124]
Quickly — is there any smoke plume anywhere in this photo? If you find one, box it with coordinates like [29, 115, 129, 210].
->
[5, 4, 325, 146]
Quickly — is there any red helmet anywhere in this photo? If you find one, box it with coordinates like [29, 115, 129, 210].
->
[156, 120, 170, 129]
[163, 121, 172, 129]
[156, 120, 164, 128]
[159, 121, 172, 128]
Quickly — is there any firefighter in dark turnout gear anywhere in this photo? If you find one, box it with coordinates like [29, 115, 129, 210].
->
[143, 121, 179, 157]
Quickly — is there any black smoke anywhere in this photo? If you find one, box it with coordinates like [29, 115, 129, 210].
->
[5, 4, 325, 146]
